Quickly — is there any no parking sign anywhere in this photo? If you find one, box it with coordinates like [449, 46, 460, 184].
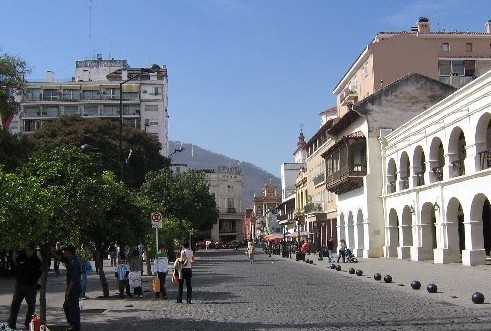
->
[151, 212, 162, 228]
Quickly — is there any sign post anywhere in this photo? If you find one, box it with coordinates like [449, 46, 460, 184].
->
[151, 212, 162, 252]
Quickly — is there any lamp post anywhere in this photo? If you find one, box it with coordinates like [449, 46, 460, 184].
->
[119, 68, 152, 180]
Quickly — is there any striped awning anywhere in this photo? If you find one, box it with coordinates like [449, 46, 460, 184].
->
[122, 84, 139, 93]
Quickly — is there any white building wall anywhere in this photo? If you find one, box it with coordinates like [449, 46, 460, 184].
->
[382, 69, 491, 266]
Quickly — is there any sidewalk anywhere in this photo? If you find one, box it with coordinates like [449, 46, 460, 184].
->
[278, 251, 491, 310]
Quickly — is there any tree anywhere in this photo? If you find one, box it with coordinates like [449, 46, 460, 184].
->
[0, 129, 36, 172]
[0, 51, 29, 128]
[140, 168, 218, 234]
[31, 115, 167, 187]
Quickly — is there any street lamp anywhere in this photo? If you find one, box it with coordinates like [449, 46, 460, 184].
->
[167, 146, 185, 158]
[119, 68, 153, 179]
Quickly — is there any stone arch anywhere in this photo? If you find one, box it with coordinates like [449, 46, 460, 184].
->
[469, 194, 489, 259]
[446, 197, 466, 255]
[474, 113, 491, 171]
[399, 151, 410, 190]
[448, 126, 466, 178]
[420, 202, 436, 260]
[386, 208, 399, 257]
[398, 205, 413, 259]
[412, 145, 426, 187]
[387, 158, 397, 193]
[429, 137, 444, 183]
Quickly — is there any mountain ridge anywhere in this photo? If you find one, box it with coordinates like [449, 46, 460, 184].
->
[168, 141, 281, 209]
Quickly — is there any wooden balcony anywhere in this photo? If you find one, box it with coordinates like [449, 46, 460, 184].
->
[326, 164, 366, 195]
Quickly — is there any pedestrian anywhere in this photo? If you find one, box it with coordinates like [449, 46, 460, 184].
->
[7, 244, 42, 331]
[337, 239, 347, 263]
[246, 241, 256, 264]
[115, 255, 131, 298]
[62, 244, 82, 331]
[154, 245, 169, 299]
[108, 242, 117, 267]
[129, 248, 143, 297]
[327, 240, 335, 263]
[176, 242, 194, 304]
[79, 245, 93, 300]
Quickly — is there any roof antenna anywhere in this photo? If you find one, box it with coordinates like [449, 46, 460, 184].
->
[435, 0, 440, 31]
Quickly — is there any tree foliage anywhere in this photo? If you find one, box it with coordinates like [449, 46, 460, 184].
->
[31, 115, 167, 188]
[0, 130, 35, 172]
[0, 51, 29, 126]
[140, 168, 218, 234]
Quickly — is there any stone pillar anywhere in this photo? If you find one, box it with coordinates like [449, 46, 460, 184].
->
[462, 219, 486, 266]
[434, 210, 461, 263]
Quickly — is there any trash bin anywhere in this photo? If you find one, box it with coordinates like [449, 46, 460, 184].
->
[296, 252, 305, 261]
[282, 249, 289, 258]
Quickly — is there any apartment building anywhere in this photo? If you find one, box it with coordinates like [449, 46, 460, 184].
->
[204, 166, 244, 243]
[14, 55, 170, 156]
[334, 17, 491, 118]
[381, 70, 491, 266]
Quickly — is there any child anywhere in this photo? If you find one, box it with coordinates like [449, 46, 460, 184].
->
[129, 248, 143, 297]
[115, 256, 131, 298]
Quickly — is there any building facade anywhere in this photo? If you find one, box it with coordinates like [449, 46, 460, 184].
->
[204, 166, 245, 243]
[381, 70, 491, 266]
[253, 182, 282, 239]
[333, 17, 491, 118]
[322, 74, 456, 258]
[14, 55, 170, 156]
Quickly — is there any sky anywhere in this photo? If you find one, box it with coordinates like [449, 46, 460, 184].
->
[1, 0, 490, 176]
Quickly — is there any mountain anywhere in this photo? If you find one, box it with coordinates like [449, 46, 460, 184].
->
[168, 141, 281, 209]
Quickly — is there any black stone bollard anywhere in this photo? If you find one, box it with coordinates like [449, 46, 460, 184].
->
[472, 292, 485, 304]
[384, 275, 392, 283]
[330, 264, 336, 269]
[427, 283, 438, 293]
[373, 273, 382, 281]
[410, 280, 421, 290]
[349, 268, 355, 274]
[336, 265, 342, 271]
[355, 269, 363, 276]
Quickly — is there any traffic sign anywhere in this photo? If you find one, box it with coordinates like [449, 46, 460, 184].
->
[151, 212, 162, 228]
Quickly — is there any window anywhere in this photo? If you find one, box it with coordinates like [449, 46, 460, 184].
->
[145, 105, 158, 112]
[42, 89, 59, 101]
[26, 88, 42, 101]
[122, 105, 140, 115]
[466, 43, 473, 52]
[102, 105, 118, 116]
[154, 87, 160, 95]
[144, 119, 159, 126]
[441, 43, 449, 52]
[64, 106, 79, 115]
[62, 90, 80, 101]
[23, 106, 40, 117]
[83, 105, 98, 116]
[44, 106, 59, 117]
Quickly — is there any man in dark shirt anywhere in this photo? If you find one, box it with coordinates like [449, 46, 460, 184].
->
[62, 244, 82, 331]
[7, 244, 42, 330]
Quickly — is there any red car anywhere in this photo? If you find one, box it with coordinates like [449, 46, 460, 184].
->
[195, 240, 217, 250]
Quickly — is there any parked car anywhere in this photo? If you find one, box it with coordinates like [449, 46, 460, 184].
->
[195, 240, 217, 250]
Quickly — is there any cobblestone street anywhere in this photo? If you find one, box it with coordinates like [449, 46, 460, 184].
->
[1, 249, 491, 330]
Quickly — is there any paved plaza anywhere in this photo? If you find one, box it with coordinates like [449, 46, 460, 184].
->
[1, 248, 491, 330]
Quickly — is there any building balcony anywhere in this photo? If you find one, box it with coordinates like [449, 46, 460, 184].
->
[326, 164, 366, 195]
[340, 89, 358, 106]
